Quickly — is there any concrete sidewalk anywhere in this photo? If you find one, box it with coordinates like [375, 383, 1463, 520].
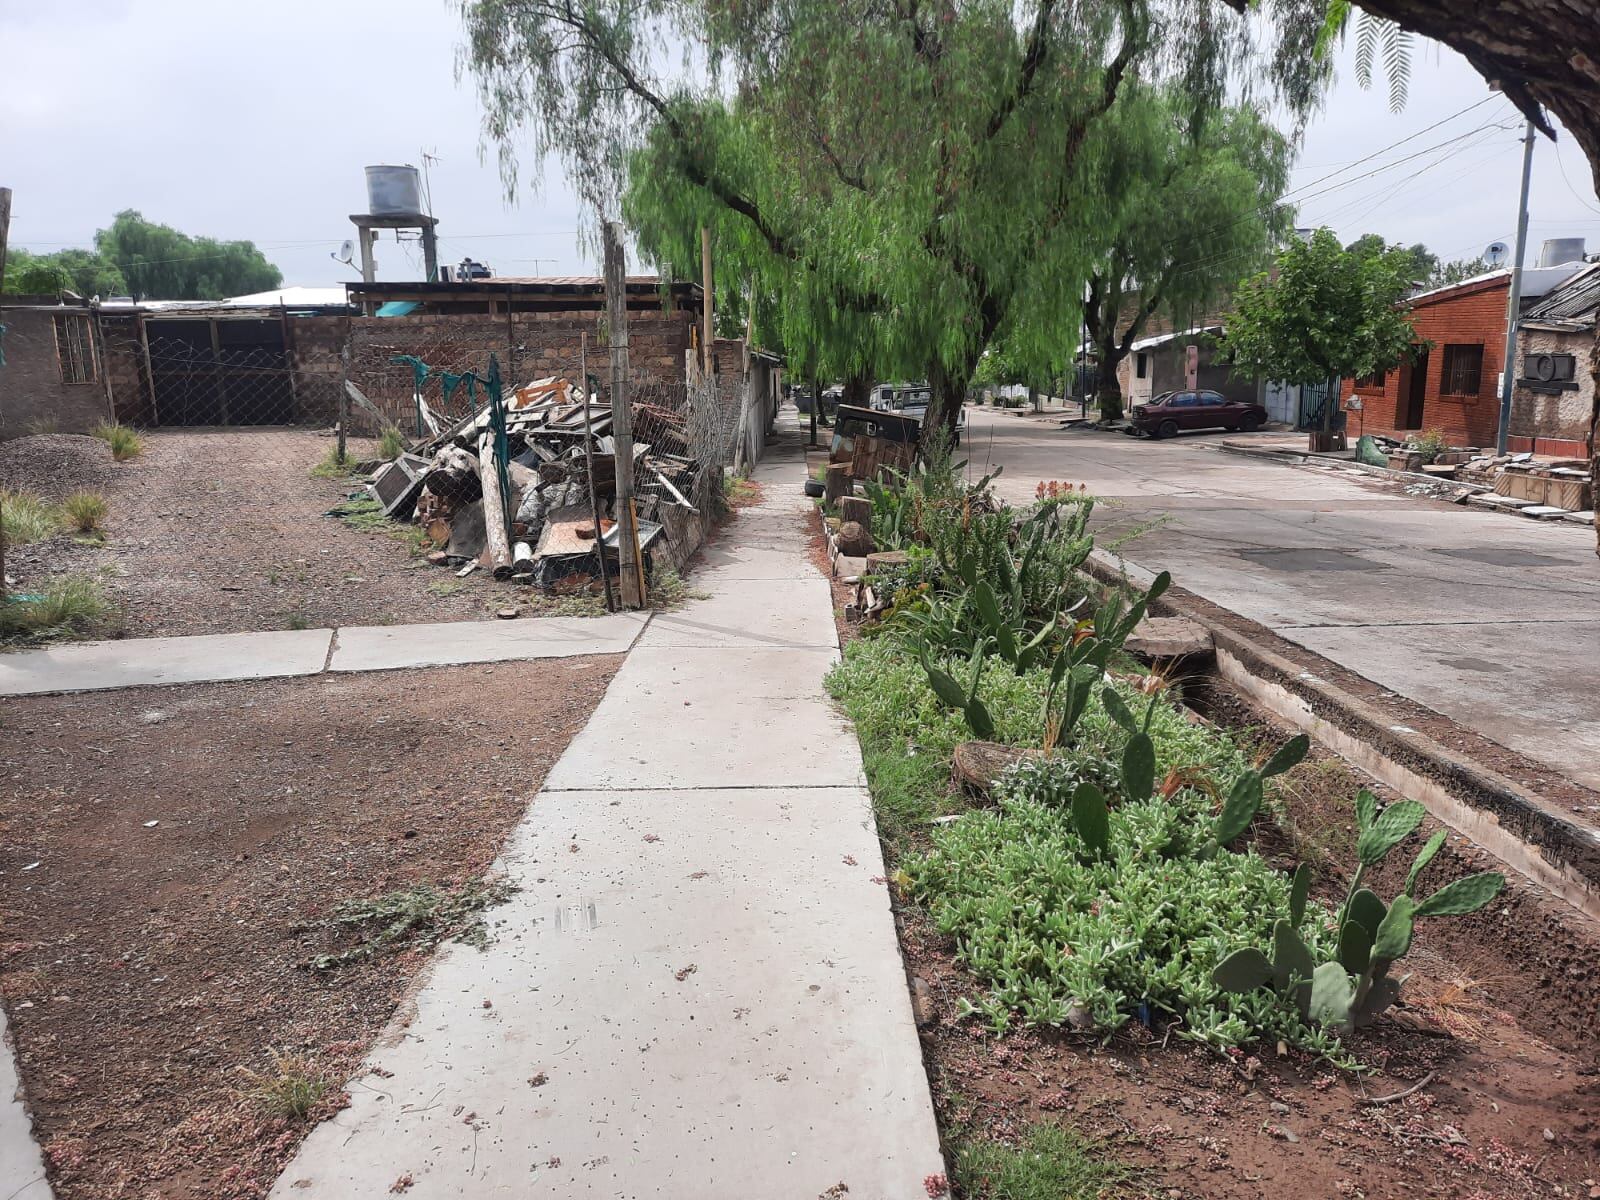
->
[0, 612, 649, 696]
[269, 422, 944, 1198]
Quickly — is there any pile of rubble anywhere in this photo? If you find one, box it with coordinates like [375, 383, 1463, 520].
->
[361, 376, 708, 591]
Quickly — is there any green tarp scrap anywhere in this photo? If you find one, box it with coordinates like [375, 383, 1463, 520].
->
[1355, 435, 1388, 468]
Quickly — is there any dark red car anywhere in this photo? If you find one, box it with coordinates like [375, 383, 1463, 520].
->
[1130, 389, 1267, 438]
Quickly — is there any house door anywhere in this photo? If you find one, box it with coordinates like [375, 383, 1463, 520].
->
[1399, 346, 1428, 430]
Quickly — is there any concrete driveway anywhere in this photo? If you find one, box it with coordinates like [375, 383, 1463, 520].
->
[961, 407, 1600, 791]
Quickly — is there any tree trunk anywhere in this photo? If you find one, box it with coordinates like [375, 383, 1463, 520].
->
[1341, 0, 1600, 555]
[842, 372, 871, 409]
[1097, 374, 1126, 424]
[926, 358, 969, 442]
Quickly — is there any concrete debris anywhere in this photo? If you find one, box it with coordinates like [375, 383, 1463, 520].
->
[342, 375, 708, 595]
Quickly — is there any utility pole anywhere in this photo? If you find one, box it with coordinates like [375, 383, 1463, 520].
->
[1496, 118, 1536, 456]
[603, 221, 646, 608]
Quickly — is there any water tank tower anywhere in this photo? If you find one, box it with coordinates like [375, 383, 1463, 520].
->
[350, 164, 439, 298]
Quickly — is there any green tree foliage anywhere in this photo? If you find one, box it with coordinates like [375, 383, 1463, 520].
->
[1084, 95, 1293, 421]
[94, 210, 281, 300]
[1429, 256, 1489, 288]
[458, 0, 1333, 432]
[1217, 228, 1418, 396]
[4, 246, 126, 297]
[1345, 233, 1435, 285]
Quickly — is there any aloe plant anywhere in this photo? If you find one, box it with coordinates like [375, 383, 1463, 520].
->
[1213, 790, 1504, 1034]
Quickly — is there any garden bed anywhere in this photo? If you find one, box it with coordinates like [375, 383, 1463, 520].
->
[0, 656, 620, 1199]
[809, 465, 1600, 1197]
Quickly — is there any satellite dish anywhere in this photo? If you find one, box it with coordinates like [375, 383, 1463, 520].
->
[1483, 241, 1509, 267]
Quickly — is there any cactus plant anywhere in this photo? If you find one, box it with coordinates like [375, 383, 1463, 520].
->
[1213, 790, 1504, 1035]
[918, 638, 995, 738]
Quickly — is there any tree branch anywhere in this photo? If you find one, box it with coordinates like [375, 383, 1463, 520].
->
[983, 0, 1059, 141]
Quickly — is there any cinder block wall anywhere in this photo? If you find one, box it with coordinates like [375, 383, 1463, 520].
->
[0, 307, 112, 438]
[1343, 280, 1510, 448]
[1510, 326, 1593, 455]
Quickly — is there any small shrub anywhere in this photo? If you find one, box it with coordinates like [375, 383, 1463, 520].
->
[61, 491, 108, 533]
[378, 428, 407, 460]
[239, 1049, 329, 1123]
[954, 1124, 1135, 1200]
[92, 422, 143, 461]
[0, 489, 59, 544]
[311, 879, 519, 970]
[309, 445, 355, 478]
[648, 567, 703, 609]
[1409, 428, 1449, 465]
[0, 575, 112, 643]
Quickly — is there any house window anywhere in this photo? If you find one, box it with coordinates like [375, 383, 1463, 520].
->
[1135, 353, 1148, 379]
[1439, 344, 1484, 397]
[1355, 369, 1386, 390]
[52, 313, 97, 384]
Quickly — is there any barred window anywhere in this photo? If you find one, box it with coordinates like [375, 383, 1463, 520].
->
[53, 313, 97, 384]
[1439, 344, 1483, 396]
[1354, 369, 1386, 390]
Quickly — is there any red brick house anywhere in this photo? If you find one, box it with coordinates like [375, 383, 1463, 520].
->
[1342, 262, 1588, 449]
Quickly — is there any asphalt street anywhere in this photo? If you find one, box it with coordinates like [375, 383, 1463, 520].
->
[961, 406, 1600, 792]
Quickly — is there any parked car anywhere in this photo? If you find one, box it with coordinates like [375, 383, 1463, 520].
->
[871, 382, 967, 444]
[1129, 389, 1266, 438]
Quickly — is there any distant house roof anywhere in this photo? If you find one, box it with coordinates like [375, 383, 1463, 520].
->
[1405, 261, 1588, 309]
[346, 275, 697, 299]
[1520, 262, 1600, 329]
[1129, 325, 1223, 354]
[224, 286, 354, 310]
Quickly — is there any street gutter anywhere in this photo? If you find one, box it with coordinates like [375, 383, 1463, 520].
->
[1085, 548, 1600, 925]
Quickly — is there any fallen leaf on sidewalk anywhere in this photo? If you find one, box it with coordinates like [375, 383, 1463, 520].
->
[675, 963, 697, 981]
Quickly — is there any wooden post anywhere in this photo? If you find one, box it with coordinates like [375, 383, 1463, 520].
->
[604, 221, 646, 609]
[0, 186, 10, 601]
[700, 226, 714, 378]
[477, 428, 513, 577]
[580, 331, 615, 611]
[337, 339, 351, 464]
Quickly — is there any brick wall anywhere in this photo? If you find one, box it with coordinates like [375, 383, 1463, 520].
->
[287, 309, 696, 432]
[0, 307, 113, 437]
[1509, 326, 1593, 456]
[1343, 278, 1510, 448]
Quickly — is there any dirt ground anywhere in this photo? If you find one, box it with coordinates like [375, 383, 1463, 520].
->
[0, 656, 621, 1200]
[0, 430, 597, 637]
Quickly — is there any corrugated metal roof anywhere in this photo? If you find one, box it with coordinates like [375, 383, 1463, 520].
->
[1522, 262, 1600, 324]
[1129, 324, 1222, 353]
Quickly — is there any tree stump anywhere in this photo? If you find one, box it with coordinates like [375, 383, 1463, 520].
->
[950, 741, 1045, 798]
[823, 462, 853, 507]
[836, 520, 873, 557]
[838, 494, 872, 527]
[865, 550, 910, 573]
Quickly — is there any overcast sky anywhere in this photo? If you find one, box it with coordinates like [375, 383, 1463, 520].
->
[4, 0, 1598, 291]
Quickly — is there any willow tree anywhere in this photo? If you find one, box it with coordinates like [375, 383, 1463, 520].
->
[457, 0, 1329, 433]
[1082, 93, 1292, 421]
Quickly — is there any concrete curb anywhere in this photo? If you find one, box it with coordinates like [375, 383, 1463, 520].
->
[1084, 550, 1600, 923]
